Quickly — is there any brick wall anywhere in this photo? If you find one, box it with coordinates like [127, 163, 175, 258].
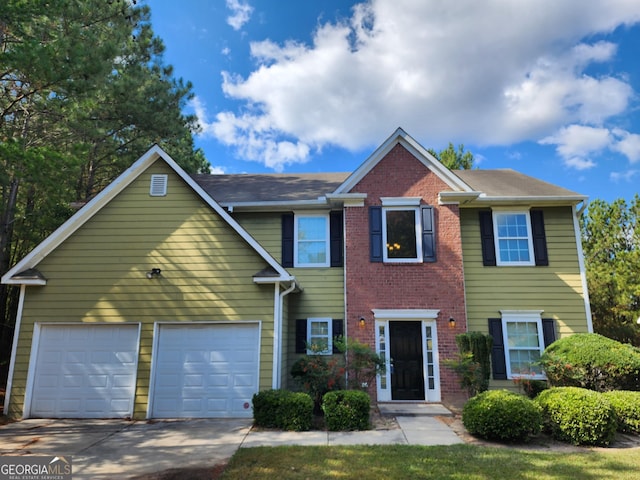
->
[345, 143, 467, 404]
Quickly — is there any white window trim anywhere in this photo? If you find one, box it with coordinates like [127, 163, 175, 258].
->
[294, 213, 330, 268]
[306, 317, 332, 355]
[381, 197, 422, 207]
[492, 210, 535, 266]
[382, 206, 422, 263]
[501, 310, 545, 380]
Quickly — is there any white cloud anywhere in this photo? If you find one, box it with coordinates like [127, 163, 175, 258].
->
[202, 0, 640, 169]
[539, 125, 640, 170]
[611, 129, 640, 163]
[226, 0, 253, 31]
[610, 169, 639, 182]
[539, 125, 611, 168]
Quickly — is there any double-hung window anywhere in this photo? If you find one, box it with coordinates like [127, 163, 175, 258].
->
[493, 211, 535, 266]
[307, 318, 332, 355]
[294, 214, 330, 267]
[480, 209, 548, 267]
[502, 312, 545, 378]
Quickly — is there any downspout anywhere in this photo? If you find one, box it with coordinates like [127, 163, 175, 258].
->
[272, 279, 297, 389]
[573, 203, 594, 333]
[4, 284, 26, 415]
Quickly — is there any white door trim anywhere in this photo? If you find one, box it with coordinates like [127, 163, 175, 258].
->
[373, 309, 441, 403]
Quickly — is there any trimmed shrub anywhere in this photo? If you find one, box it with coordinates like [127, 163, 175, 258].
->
[462, 390, 542, 443]
[252, 389, 313, 431]
[455, 332, 493, 393]
[322, 390, 370, 431]
[603, 391, 640, 434]
[539, 333, 640, 392]
[535, 387, 617, 446]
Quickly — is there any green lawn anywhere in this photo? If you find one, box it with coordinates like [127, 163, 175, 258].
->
[219, 444, 640, 480]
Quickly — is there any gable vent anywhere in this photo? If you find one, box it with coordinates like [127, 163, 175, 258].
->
[150, 174, 168, 196]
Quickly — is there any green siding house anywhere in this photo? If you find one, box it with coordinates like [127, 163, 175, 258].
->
[2, 128, 592, 419]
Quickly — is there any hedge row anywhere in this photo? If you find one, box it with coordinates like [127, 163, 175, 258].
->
[252, 389, 371, 431]
[463, 387, 637, 446]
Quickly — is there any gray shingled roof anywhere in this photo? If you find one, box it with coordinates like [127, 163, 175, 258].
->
[193, 172, 349, 203]
[192, 169, 582, 204]
[454, 169, 583, 198]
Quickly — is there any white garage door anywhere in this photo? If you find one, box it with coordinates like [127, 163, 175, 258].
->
[151, 323, 260, 418]
[29, 324, 139, 418]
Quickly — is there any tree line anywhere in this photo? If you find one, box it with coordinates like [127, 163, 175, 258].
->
[0, 0, 209, 355]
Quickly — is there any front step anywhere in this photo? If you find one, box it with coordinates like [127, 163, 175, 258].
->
[377, 403, 453, 417]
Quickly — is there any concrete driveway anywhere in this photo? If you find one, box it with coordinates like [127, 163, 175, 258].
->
[0, 418, 252, 479]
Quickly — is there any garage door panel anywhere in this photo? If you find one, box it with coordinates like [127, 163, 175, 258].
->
[151, 323, 259, 418]
[30, 324, 138, 418]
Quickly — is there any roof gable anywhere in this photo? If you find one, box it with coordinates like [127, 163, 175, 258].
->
[334, 127, 473, 194]
[2, 145, 293, 285]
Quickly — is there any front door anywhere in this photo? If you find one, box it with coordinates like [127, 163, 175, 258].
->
[389, 321, 425, 400]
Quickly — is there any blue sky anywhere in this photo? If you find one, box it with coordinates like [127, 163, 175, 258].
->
[146, 0, 640, 204]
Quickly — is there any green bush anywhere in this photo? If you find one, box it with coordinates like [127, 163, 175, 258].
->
[535, 387, 617, 446]
[539, 333, 640, 392]
[462, 390, 542, 443]
[252, 389, 313, 431]
[603, 391, 640, 434]
[455, 332, 493, 394]
[322, 390, 370, 431]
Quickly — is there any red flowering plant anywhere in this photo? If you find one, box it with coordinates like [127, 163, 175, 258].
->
[291, 346, 346, 413]
[511, 369, 549, 399]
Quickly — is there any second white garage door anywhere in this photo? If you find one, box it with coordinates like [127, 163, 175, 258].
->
[150, 323, 260, 418]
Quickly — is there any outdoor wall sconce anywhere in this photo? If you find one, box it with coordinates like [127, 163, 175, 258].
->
[146, 268, 162, 279]
[359, 316, 366, 328]
[449, 317, 456, 329]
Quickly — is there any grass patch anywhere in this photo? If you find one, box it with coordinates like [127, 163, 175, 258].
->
[220, 444, 640, 480]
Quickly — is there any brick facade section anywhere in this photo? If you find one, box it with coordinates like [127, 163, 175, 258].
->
[345, 144, 467, 404]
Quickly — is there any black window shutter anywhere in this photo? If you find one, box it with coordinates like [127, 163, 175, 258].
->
[332, 319, 344, 353]
[488, 318, 507, 380]
[369, 206, 383, 262]
[542, 318, 556, 348]
[295, 319, 307, 353]
[329, 211, 344, 267]
[282, 213, 294, 267]
[530, 210, 549, 266]
[479, 211, 496, 266]
[421, 206, 436, 263]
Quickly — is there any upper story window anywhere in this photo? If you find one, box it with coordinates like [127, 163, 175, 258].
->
[282, 211, 343, 268]
[294, 214, 330, 267]
[479, 209, 548, 267]
[383, 207, 421, 262]
[369, 199, 436, 264]
[493, 211, 535, 266]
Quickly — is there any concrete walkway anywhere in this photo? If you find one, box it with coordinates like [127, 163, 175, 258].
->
[241, 403, 463, 447]
[0, 404, 462, 478]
